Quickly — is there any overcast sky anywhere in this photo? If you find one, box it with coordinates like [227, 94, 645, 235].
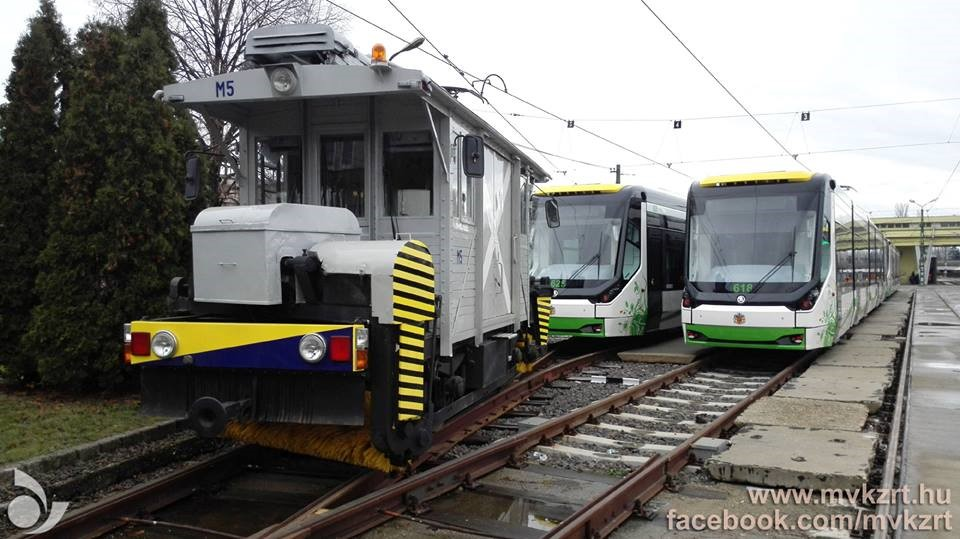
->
[3, 0, 959, 216]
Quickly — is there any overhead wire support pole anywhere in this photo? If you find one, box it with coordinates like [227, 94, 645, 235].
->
[638, 0, 809, 171]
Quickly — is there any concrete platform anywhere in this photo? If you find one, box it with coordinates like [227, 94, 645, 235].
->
[618, 338, 703, 364]
[848, 323, 903, 336]
[836, 335, 901, 349]
[815, 347, 897, 368]
[735, 395, 869, 431]
[901, 287, 960, 539]
[705, 425, 878, 490]
[777, 364, 892, 412]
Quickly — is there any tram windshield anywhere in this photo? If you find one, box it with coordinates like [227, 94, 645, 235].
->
[688, 187, 820, 294]
[530, 195, 626, 291]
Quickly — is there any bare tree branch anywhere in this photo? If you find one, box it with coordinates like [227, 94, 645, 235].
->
[96, 0, 347, 203]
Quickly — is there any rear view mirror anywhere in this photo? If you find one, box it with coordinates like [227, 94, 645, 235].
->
[185, 155, 200, 200]
[545, 198, 560, 229]
[462, 135, 484, 177]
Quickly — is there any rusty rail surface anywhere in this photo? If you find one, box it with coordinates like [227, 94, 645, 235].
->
[876, 292, 916, 539]
[267, 358, 707, 538]
[33, 445, 256, 539]
[544, 351, 816, 538]
[260, 343, 625, 536]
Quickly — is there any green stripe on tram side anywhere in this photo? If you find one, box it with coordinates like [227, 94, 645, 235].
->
[549, 316, 606, 337]
[684, 323, 805, 351]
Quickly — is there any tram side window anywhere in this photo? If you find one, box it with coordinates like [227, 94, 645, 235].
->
[256, 136, 302, 204]
[665, 216, 685, 290]
[854, 219, 868, 286]
[664, 230, 685, 290]
[384, 131, 433, 216]
[835, 202, 854, 291]
[320, 135, 365, 217]
[622, 219, 641, 280]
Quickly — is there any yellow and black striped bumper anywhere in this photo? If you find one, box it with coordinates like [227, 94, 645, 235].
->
[535, 295, 552, 345]
[391, 240, 436, 422]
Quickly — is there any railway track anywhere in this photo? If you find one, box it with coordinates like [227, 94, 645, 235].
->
[266, 349, 816, 538]
[36, 337, 654, 538]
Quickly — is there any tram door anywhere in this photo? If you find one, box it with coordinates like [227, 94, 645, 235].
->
[646, 223, 664, 330]
[645, 212, 686, 331]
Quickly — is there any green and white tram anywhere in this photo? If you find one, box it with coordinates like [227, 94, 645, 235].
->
[531, 184, 686, 338]
[682, 171, 899, 350]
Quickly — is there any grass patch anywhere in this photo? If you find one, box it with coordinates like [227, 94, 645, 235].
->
[0, 388, 162, 465]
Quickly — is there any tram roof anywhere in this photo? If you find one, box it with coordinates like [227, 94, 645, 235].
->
[535, 183, 685, 211]
[699, 171, 814, 187]
[536, 184, 626, 195]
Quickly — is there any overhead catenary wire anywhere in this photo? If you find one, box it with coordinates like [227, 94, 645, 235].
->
[383, 0, 559, 171]
[512, 143, 611, 169]
[618, 140, 960, 167]
[638, 0, 808, 171]
[502, 96, 960, 123]
[327, 0, 688, 178]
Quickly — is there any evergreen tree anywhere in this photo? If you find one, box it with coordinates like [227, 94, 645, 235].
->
[24, 0, 197, 391]
[0, 0, 71, 381]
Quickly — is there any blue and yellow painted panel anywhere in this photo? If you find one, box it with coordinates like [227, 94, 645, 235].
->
[129, 321, 360, 371]
[391, 240, 436, 422]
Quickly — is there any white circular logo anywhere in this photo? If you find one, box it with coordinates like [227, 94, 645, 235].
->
[736, 295, 746, 304]
[552, 289, 559, 298]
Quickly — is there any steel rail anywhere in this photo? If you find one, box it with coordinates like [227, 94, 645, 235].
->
[266, 358, 707, 538]
[883, 291, 919, 539]
[543, 350, 817, 538]
[33, 445, 256, 539]
[260, 343, 627, 536]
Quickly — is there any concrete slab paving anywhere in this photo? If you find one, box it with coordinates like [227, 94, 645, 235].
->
[836, 336, 901, 349]
[618, 338, 704, 364]
[735, 396, 869, 431]
[814, 347, 897, 368]
[901, 287, 960, 539]
[777, 365, 892, 412]
[705, 425, 878, 490]
[848, 323, 903, 336]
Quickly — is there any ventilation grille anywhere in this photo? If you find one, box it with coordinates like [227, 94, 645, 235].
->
[245, 24, 356, 65]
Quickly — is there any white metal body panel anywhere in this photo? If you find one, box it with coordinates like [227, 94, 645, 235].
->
[552, 300, 595, 318]
[691, 304, 795, 327]
[191, 204, 360, 305]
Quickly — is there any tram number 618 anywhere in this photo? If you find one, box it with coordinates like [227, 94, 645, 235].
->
[731, 283, 754, 294]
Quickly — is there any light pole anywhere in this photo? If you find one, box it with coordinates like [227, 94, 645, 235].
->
[909, 197, 938, 284]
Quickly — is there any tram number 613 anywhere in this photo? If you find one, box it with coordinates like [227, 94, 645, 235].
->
[730, 283, 754, 294]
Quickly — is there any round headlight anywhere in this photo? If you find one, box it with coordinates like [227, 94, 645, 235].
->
[151, 331, 178, 359]
[270, 67, 298, 94]
[298, 333, 326, 363]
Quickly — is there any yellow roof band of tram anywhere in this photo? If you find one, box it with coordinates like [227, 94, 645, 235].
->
[536, 184, 625, 196]
[700, 171, 813, 187]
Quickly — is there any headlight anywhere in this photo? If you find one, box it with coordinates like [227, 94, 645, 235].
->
[355, 327, 369, 350]
[151, 331, 178, 359]
[270, 67, 298, 94]
[298, 333, 326, 363]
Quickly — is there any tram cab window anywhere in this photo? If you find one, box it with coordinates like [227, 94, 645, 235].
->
[256, 136, 302, 204]
[622, 219, 641, 280]
[320, 135, 365, 217]
[384, 131, 433, 216]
